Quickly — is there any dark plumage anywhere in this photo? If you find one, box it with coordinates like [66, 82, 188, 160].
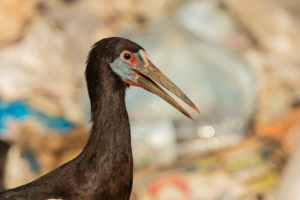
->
[0, 37, 198, 200]
[0, 140, 10, 191]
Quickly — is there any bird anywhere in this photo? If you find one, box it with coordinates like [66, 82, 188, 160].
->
[0, 140, 10, 191]
[0, 37, 199, 200]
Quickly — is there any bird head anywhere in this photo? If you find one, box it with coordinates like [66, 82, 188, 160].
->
[87, 37, 199, 119]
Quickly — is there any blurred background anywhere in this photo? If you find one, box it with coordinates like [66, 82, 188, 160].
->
[0, 0, 300, 199]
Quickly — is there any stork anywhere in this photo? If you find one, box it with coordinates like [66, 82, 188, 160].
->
[0, 37, 199, 200]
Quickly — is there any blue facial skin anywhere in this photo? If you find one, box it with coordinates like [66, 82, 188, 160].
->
[110, 52, 145, 83]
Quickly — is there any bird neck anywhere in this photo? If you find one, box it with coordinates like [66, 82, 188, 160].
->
[84, 84, 131, 153]
[77, 77, 133, 198]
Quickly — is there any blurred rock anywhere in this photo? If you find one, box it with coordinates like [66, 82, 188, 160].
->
[0, 17, 84, 124]
[245, 49, 300, 122]
[1, 123, 88, 189]
[131, 120, 177, 168]
[177, 0, 250, 50]
[276, 131, 300, 200]
[133, 137, 281, 200]
[21, 125, 88, 173]
[223, 0, 300, 122]
[223, 0, 300, 62]
[4, 139, 37, 189]
[275, 0, 300, 20]
[0, 0, 39, 46]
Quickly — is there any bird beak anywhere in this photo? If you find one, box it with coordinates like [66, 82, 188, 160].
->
[128, 50, 199, 120]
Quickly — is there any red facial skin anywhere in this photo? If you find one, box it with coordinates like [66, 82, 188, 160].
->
[124, 79, 150, 92]
[121, 50, 142, 88]
[121, 50, 138, 66]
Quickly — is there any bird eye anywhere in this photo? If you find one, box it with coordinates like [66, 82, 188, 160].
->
[121, 50, 137, 66]
[123, 53, 131, 60]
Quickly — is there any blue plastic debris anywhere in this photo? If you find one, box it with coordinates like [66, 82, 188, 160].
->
[0, 100, 73, 136]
